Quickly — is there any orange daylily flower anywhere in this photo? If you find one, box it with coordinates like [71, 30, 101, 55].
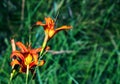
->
[10, 41, 49, 73]
[36, 17, 72, 40]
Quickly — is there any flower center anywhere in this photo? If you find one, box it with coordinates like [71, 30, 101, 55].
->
[49, 29, 55, 38]
[25, 54, 33, 65]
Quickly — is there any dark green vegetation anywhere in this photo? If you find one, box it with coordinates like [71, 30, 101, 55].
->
[0, 0, 120, 84]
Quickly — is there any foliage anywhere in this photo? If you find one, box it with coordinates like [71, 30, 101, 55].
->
[0, 0, 120, 84]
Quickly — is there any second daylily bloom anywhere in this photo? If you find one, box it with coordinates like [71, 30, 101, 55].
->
[36, 17, 72, 41]
[10, 41, 49, 73]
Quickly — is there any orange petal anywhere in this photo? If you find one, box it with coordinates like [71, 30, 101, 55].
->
[45, 17, 55, 29]
[55, 25, 72, 32]
[35, 47, 42, 52]
[38, 60, 45, 66]
[46, 46, 50, 50]
[19, 67, 26, 73]
[45, 17, 54, 24]
[11, 51, 24, 61]
[36, 21, 45, 26]
[10, 50, 20, 53]
[29, 61, 37, 68]
[30, 47, 42, 53]
[11, 59, 20, 67]
[16, 42, 28, 52]
[30, 46, 50, 54]
[32, 54, 38, 63]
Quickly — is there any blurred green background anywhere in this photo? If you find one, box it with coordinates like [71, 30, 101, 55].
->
[0, 0, 120, 84]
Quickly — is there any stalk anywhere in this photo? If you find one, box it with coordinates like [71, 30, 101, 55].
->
[26, 65, 29, 84]
[40, 35, 48, 56]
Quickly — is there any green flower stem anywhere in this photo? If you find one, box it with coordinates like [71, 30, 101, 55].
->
[9, 69, 16, 84]
[29, 35, 48, 82]
[40, 35, 48, 56]
[26, 65, 29, 84]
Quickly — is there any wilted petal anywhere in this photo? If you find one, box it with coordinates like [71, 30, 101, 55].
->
[11, 39, 16, 51]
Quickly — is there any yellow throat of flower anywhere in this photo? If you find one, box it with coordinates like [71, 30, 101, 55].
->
[46, 29, 55, 38]
[25, 54, 33, 65]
